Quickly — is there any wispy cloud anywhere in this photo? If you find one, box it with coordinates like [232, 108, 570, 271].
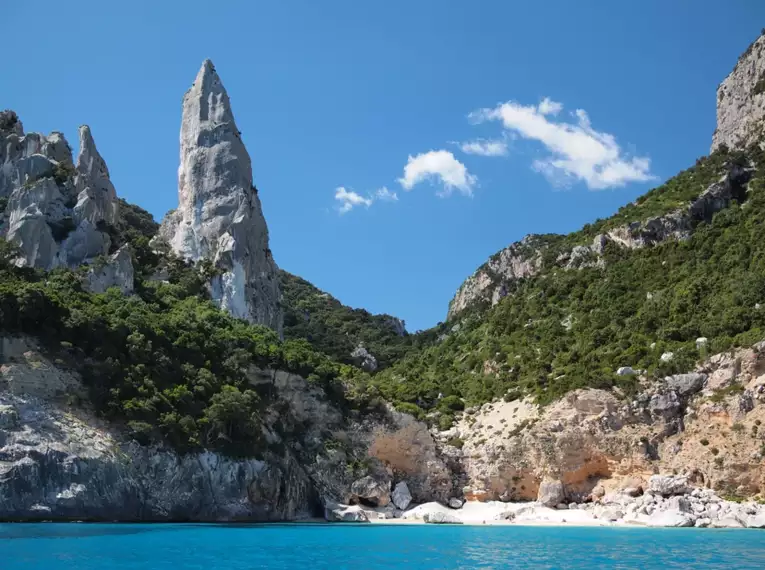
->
[537, 97, 563, 116]
[375, 186, 398, 201]
[334, 186, 398, 214]
[469, 98, 654, 189]
[459, 138, 508, 156]
[335, 186, 373, 214]
[398, 150, 477, 196]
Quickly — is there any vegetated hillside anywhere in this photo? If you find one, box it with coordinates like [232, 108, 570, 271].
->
[280, 270, 415, 369]
[0, 200, 375, 456]
[372, 144, 765, 425]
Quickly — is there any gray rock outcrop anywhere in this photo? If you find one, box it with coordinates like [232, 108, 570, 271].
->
[0, 336, 320, 521]
[537, 478, 566, 507]
[0, 113, 118, 270]
[448, 497, 465, 509]
[350, 474, 391, 507]
[157, 60, 282, 334]
[447, 160, 752, 318]
[648, 475, 690, 497]
[392, 481, 412, 510]
[83, 245, 135, 295]
[712, 32, 765, 151]
[350, 344, 378, 372]
[74, 125, 118, 226]
[448, 235, 545, 319]
[384, 317, 407, 337]
[665, 373, 706, 397]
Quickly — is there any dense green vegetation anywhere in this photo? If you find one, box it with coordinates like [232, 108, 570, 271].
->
[281, 271, 415, 369]
[371, 144, 765, 421]
[3, 136, 765, 445]
[455, 151, 741, 320]
[0, 203, 374, 457]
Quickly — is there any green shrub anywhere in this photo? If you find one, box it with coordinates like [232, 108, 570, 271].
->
[438, 413, 455, 431]
[394, 402, 425, 420]
[446, 437, 464, 449]
[438, 395, 465, 412]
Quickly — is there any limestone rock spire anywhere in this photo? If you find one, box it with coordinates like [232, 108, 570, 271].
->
[74, 125, 118, 226]
[159, 59, 283, 334]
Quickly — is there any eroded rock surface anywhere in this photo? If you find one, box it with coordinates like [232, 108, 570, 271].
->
[712, 32, 765, 151]
[157, 60, 282, 334]
[443, 343, 765, 505]
[447, 162, 753, 319]
[448, 235, 544, 319]
[0, 113, 118, 270]
[83, 245, 134, 295]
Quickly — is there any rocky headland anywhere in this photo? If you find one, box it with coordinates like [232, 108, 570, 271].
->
[2, 31, 765, 528]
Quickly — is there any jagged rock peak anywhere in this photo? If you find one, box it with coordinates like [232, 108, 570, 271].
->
[186, 59, 238, 135]
[712, 31, 765, 152]
[158, 59, 283, 334]
[0, 116, 117, 271]
[0, 110, 23, 136]
[74, 125, 118, 225]
[447, 234, 546, 320]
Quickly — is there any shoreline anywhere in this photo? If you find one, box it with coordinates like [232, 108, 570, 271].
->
[328, 491, 765, 529]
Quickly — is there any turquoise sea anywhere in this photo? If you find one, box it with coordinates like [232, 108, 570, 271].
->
[1, 523, 765, 569]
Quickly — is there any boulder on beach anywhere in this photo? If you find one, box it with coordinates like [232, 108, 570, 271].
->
[648, 475, 689, 497]
[424, 511, 463, 524]
[537, 478, 565, 507]
[392, 481, 412, 510]
[350, 474, 391, 507]
[326, 504, 370, 523]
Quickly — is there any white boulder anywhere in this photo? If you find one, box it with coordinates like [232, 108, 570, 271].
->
[647, 475, 689, 497]
[448, 497, 465, 509]
[391, 481, 412, 510]
[326, 504, 369, 523]
[423, 511, 463, 524]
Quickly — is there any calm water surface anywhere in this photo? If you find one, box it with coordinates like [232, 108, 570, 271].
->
[1, 523, 765, 569]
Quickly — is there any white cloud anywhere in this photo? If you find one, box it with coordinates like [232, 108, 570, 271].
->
[335, 186, 373, 214]
[537, 97, 563, 116]
[459, 138, 508, 156]
[469, 99, 655, 190]
[375, 186, 398, 201]
[398, 150, 477, 196]
[333, 186, 398, 214]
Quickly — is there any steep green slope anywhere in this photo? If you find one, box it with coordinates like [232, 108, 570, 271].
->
[372, 144, 765, 421]
[281, 270, 414, 369]
[0, 204, 374, 457]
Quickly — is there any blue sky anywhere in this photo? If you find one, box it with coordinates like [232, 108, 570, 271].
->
[3, 1, 764, 331]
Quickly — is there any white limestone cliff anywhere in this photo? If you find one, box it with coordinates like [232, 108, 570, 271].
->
[157, 60, 282, 334]
[83, 245, 135, 295]
[712, 32, 765, 152]
[74, 125, 118, 226]
[0, 112, 120, 270]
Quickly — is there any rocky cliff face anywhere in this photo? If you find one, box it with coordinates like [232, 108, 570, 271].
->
[448, 159, 754, 319]
[712, 32, 765, 152]
[157, 60, 282, 334]
[438, 343, 765, 504]
[0, 335, 455, 521]
[0, 336, 346, 520]
[0, 112, 124, 273]
[447, 235, 545, 320]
